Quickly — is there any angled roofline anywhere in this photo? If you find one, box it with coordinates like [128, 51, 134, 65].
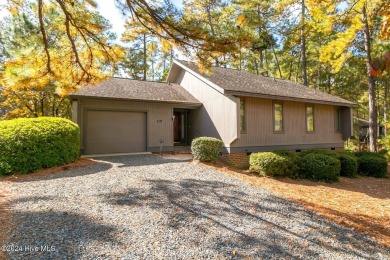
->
[172, 60, 357, 107]
[69, 95, 202, 107]
[171, 60, 226, 94]
[227, 91, 358, 108]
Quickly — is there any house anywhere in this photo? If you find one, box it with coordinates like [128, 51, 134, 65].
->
[354, 117, 384, 142]
[70, 60, 357, 167]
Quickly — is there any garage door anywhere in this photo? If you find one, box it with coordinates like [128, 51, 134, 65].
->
[85, 110, 147, 154]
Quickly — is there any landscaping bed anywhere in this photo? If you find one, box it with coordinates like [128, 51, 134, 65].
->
[202, 161, 390, 248]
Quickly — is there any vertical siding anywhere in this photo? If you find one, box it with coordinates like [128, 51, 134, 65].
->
[174, 69, 239, 146]
[78, 99, 174, 150]
[233, 97, 344, 148]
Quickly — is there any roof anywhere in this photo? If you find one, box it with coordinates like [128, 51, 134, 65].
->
[174, 60, 357, 107]
[70, 77, 201, 105]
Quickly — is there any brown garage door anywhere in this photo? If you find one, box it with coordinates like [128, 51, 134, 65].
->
[85, 110, 147, 154]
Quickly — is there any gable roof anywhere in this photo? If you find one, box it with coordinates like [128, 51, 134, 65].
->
[70, 77, 201, 105]
[173, 60, 357, 107]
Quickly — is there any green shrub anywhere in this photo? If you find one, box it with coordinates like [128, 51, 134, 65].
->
[191, 137, 223, 162]
[354, 151, 386, 159]
[0, 117, 80, 175]
[356, 155, 388, 178]
[249, 150, 301, 177]
[301, 154, 341, 182]
[339, 153, 358, 177]
[298, 149, 340, 159]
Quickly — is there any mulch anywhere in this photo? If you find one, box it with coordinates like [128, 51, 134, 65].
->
[200, 161, 390, 248]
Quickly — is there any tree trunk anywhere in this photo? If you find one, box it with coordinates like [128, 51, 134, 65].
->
[363, 3, 377, 151]
[143, 33, 147, 81]
[384, 79, 388, 137]
[254, 58, 259, 75]
[206, 4, 219, 66]
[271, 45, 282, 78]
[259, 51, 264, 70]
[301, 0, 308, 86]
[317, 63, 320, 90]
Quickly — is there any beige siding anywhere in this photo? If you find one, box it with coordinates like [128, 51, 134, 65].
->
[77, 98, 174, 150]
[173, 68, 239, 145]
[233, 97, 343, 149]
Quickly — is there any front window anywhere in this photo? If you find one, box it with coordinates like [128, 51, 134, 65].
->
[306, 105, 315, 132]
[240, 99, 246, 132]
[273, 102, 283, 132]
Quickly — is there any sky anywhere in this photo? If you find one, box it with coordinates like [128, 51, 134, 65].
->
[0, 1, 184, 40]
[95, 0, 184, 40]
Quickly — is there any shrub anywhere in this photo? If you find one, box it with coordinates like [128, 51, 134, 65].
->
[0, 117, 80, 175]
[354, 151, 386, 159]
[191, 137, 223, 162]
[301, 154, 341, 182]
[338, 153, 358, 177]
[249, 150, 301, 177]
[356, 154, 388, 178]
[298, 149, 339, 159]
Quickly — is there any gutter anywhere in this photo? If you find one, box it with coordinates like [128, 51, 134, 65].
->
[227, 91, 358, 108]
[69, 95, 202, 108]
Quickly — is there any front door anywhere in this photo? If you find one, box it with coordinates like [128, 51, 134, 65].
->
[173, 110, 187, 145]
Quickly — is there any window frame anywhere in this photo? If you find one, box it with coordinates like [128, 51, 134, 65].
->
[273, 101, 284, 134]
[305, 104, 315, 133]
[240, 98, 247, 133]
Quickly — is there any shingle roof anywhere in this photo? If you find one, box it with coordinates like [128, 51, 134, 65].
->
[175, 60, 357, 107]
[70, 77, 201, 105]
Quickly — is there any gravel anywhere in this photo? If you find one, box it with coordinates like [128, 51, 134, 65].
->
[3, 155, 390, 259]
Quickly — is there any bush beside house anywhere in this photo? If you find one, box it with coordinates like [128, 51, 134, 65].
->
[0, 117, 80, 175]
[301, 153, 341, 182]
[191, 137, 223, 162]
[355, 152, 388, 178]
[339, 153, 358, 177]
[249, 149, 387, 182]
[249, 150, 300, 178]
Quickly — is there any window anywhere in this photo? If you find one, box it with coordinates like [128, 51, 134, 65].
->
[335, 108, 341, 132]
[306, 105, 315, 132]
[273, 102, 284, 133]
[240, 99, 246, 132]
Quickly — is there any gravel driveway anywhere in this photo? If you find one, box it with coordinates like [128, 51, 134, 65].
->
[3, 155, 390, 259]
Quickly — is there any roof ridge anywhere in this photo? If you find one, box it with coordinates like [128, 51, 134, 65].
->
[111, 77, 171, 85]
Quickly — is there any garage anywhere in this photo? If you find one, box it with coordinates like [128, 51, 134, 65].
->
[85, 110, 147, 155]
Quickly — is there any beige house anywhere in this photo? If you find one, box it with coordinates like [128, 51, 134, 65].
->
[70, 60, 356, 165]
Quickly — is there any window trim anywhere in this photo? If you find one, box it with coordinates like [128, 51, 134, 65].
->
[273, 101, 284, 134]
[334, 107, 341, 133]
[305, 104, 315, 133]
[240, 98, 247, 134]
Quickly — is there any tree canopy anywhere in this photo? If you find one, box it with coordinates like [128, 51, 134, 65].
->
[0, 0, 389, 150]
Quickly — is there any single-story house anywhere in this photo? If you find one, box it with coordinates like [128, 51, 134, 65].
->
[354, 117, 384, 142]
[70, 60, 357, 167]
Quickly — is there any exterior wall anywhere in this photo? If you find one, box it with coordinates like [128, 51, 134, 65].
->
[221, 153, 250, 169]
[74, 98, 176, 153]
[231, 97, 345, 153]
[172, 68, 239, 148]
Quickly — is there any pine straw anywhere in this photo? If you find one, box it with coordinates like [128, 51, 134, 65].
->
[0, 158, 96, 259]
[1, 158, 96, 182]
[199, 161, 390, 248]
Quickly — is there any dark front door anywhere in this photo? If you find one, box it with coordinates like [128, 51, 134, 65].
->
[173, 111, 180, 142]
[173, 110, 188, 145]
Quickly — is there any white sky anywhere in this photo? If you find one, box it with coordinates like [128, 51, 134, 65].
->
[95, 0, 183, 40]
[0, 1, 184, 40]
